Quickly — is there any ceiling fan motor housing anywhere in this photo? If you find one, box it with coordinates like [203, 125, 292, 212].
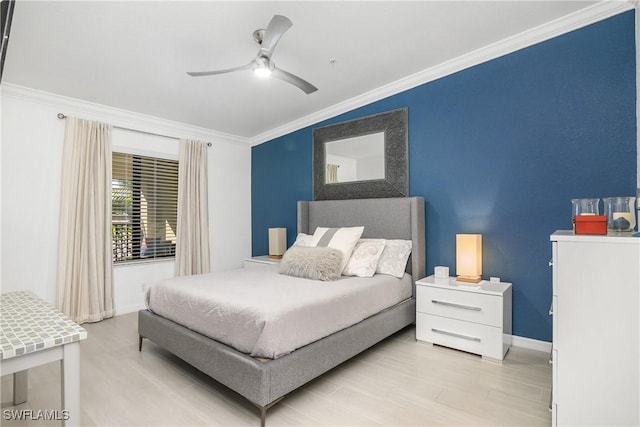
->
[253, 29, 265, 45]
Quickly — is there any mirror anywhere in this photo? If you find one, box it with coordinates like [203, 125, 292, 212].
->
[313, 108, 408, 201]
[325, 132, 385, 183]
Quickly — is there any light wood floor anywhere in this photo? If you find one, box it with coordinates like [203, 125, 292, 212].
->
[1, 312, 551, 426]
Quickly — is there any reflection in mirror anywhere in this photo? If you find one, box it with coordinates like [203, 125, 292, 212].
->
[325, 132, 385, 184]
[313, 107, 407, 201]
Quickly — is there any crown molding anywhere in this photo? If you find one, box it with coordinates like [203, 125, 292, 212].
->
[249, 0, 635, 146]
[0, 83, 251, 146]
[2, 1, 633, 148]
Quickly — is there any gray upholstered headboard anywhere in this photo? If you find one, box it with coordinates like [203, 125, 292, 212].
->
[297, 197, 426, 291]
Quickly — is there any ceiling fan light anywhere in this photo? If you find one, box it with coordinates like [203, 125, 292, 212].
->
[253, 67, 272, 78]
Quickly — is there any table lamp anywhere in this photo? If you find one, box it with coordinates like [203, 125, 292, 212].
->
[456, 234, 482, 283]
[268, 228, 287, 259]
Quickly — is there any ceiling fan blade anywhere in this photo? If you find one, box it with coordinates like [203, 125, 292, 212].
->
[187, 63, 252, 77]
[260, 15, 293, 56]
[272, 67, 318, 94]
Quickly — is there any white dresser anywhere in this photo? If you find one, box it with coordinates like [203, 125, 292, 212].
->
[416, 275, 512, 360]
[550, 231, 640, 426]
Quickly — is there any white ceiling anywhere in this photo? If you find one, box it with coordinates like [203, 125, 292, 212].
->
[4, 1, 607, 143]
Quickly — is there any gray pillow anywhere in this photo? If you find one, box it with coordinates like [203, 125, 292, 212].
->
[279, 246, 343, 281]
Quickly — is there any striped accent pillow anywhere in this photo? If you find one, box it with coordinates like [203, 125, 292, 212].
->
[311, 226, 364, 273]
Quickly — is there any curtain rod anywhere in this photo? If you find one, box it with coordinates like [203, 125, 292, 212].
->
[57, 113, 212, 147]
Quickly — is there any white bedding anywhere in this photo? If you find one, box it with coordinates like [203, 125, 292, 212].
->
[145, 266, 412, 359]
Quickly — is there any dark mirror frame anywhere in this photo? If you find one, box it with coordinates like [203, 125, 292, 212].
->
[313, 108, 408, 201]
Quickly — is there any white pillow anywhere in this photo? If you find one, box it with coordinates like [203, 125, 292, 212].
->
[292, 232, 315, 247]
[312, 226, 364, 273]
[343, 239, 386, 277]
[376, 239, 412, 278]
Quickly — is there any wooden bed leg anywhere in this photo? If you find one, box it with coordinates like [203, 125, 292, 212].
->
[139, 335, 144, 352]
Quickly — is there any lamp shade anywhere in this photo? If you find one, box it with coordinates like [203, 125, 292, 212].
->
[268, 228, 287, 258]
[456, 234, 482, 283]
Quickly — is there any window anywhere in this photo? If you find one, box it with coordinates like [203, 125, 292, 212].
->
[112, 152, 179, 263]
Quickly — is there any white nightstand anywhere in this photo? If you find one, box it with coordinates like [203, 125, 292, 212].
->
[243, 255, 281, 269]
[415, 275, 512, 360]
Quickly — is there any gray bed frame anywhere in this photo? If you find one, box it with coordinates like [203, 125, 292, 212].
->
[138, 197, 425, 426]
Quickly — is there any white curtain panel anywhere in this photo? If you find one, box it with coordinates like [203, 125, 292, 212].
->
[56, 117, 115, 324]
[175, 139, 211, 276]
[327, 164, 339, 183]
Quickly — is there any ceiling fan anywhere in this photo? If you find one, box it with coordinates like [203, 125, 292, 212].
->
[187, 15, 318, 94]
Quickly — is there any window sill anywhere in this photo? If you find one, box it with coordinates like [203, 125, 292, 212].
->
[113, 257, 175, 268]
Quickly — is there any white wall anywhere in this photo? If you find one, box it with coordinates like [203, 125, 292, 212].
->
[0, 84, 252, 313]
[326, 153, 356, 182]
[357, 156, 384, 181]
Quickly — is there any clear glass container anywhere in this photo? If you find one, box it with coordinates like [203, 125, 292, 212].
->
[603, 197, 636, 232]
[571, 198, 600, 221]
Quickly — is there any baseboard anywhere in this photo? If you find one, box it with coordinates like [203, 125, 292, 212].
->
[512, 335, 552, 353]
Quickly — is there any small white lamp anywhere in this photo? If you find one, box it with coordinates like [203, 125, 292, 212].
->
[456, 234, 482, 283]
[268, 228, 287, 259]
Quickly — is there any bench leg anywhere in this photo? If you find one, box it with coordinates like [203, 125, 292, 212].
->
[61, 342, 81, 427]
[13, 370, 28, 405]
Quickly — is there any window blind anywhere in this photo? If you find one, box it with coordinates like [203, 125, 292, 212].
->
[112, 152, 179, 263]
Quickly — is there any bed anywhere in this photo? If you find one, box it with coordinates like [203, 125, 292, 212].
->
[138, 196, 425, 426]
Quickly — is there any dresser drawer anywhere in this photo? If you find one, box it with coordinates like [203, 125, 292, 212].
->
[417, 285, 503, 327]
[416, 312, 506, 359]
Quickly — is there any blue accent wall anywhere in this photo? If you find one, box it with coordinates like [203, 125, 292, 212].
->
[251, 11, 637, 342]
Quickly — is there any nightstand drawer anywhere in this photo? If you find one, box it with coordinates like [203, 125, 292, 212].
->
[417, 286, 503, 327]
[416, 313, 506, 359]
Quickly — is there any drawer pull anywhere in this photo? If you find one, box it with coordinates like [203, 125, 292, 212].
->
[431, 328, 481, 342]
[431, 299, 481, 311]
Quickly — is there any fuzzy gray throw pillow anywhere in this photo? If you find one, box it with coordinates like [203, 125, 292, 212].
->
[279, 246, 343, 281]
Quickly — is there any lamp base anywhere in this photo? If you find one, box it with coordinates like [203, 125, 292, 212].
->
[268, 254, 283, 259]
[456, 275, 481, 284]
